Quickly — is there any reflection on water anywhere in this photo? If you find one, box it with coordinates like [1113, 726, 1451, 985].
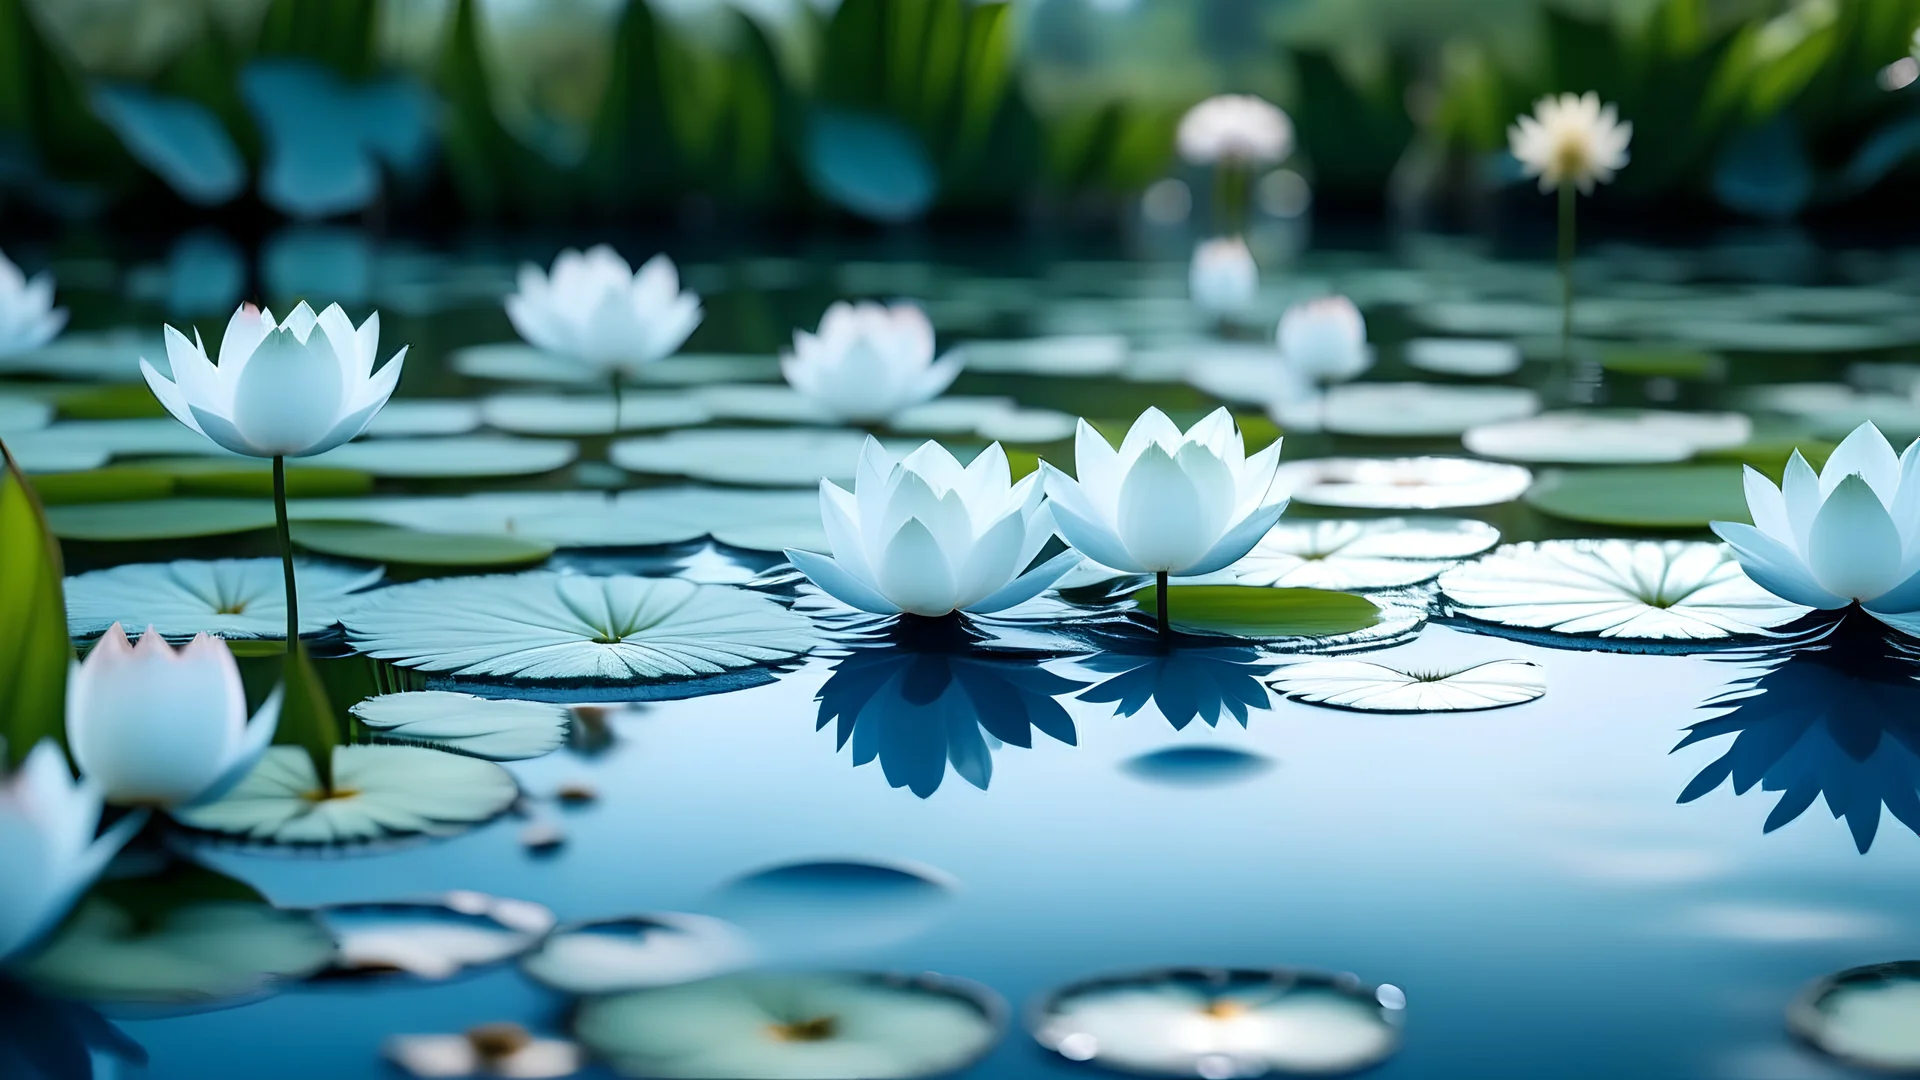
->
[0, 977, 145, 1080]
[1677, 617, 1920, 852]
[703, 859, 955, 963]
[1074, 645, 1277, 731]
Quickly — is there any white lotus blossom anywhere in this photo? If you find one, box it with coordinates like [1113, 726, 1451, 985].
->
[1713, 423, 1920, 629]
[1042, 407, 1288, 576]
[66, 624, 280, 808]
[505, 246, 701, 372]
[1177, 94, 1293, 166]
[781, 301, 961, 423]
[1188, 237, 1259, 316]
[140, 301, 406, 458]
[1278, 296, 1371, 383]
[786, 439, 1078, 617]
[1508, 92, 1633, 195]
[0, 249, 67, 357]
[0, 742, 141, 961]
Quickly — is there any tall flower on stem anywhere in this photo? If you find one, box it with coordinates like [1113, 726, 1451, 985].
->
[1176, 94, 1291, 236]
[1041, 408, 1288, 638]
[1508, 92, 1631, 399]
[505, 246, 702, 437]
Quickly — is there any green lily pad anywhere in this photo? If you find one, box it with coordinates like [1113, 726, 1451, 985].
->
[311, 436, 577, 479]
[153, 459, 375, 499]
[1524, 466, 1751, 529]
[1130, 585, 1381, 640]
[292, 522, 556, 568]
[26, 466, 176, 505]
[52, 383, 171, 420]
[46, 498, 278, 541]
[1599, 347, 1725, 380]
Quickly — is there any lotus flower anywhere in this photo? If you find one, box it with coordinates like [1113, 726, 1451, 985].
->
[140, 301, 406, 458]
[0, 249, 67, 358]
[1508, 92, 1632, 195]
[67, 624, 280, 809]
[0, 742, 142, 961]
[505, 246, 701, 372]
[1176, 94, 1293, 166]
[1042, 408, 1288, 577]
[1277, 296, 1370, 383]
[1189, 237, 1258, 317]
[1713, 423, 1920, 632]
[785, 439, 1079, 618]
[781, 301, 961, 423]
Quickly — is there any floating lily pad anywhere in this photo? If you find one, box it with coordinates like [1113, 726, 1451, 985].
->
[311, 437, 577, 479]
[0, 329, 158, 381]
[0, 395, 52, 433]
[1788, 962, 1920, 1073]
[1131, 586, 1381, 640]
[1438, 540, 1810, 644]
[520, 915, 756, 994]
[692, 385, 838, 425]
[479, 392, 711, 435]
[343, 573, 818, 682]
[385, 1028, 582, 1079]
[1464, 410, 1752, 465]
[1403, 338, 1521, 377]
[363, 400, 484, 437]
[452, 344, 777, 386]
[1181, 344, 1307, 406]
[1275, 383, 1540, 437]
[47, 498, 277, 540]
[1273, 457, 1533, 510]
[318, 894, 555, 982]
[1226, 518, 1500, 590]
[293, 522, 555, 568]
[1524, 465, 1750, 529]
[4, 436, 112, 473]
[1268, 658, 1546, 712]
[65, 557, 382, 640]
[959, 336, 1129, 376]
[173, 745, 519, 845]
[1031, 967, 1405, 1077]
[350, 692, 570, 761]
[23, 466, 175, 505]
[574, 971, 1004, 1080]
[611, 429, 921, 487]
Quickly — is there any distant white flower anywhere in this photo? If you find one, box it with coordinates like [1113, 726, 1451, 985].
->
[0, 249, 67, 358]
[66, 624, 280, 809]
[0, 742, 141, 961]
[781, 301, 961, 423]
[1278, 296, 1371, 383]
[140, 301, 407, 458]
[1714, 423, 1920, 630]
[1042, 407, 1288, 576]
[505, 246, 701, 372]
[1508, 92, 1633, 195]
[1177, 94, 1293, 166]
[1188, 237, 1259, 316]
[786, 439, 1078, 617]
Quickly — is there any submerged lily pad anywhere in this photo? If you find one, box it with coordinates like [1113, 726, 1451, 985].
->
[293, 522, 556, 568]
[311, 437, 577, 479]
[1438, 540, 1810, 644]
[1273, 457, 1533, 510]
[1524, 465, 1750, 529]
[173, 745, 519, 844]
[343, 573, 818, 682]
[574, 971, 1004, 1079]
[1464, 410, 1752, 465]
[318, 894, 555, 982]
[350, 692, 570, 761]
[1226, 518, 1500, 590]
[1268, 658, 1546, 712]
[1031, 967, 1405, 1077]
[519, 915, 756, 994]
[1131, 586, 1381, 640]
[65, 557, 383, 640]
[611, 429, 921, 487]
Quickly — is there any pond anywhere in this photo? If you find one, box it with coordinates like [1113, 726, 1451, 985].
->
[4, 226, 1920, 1080]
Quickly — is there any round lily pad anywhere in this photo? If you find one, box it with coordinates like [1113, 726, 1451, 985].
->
[311, 436, 577, 479]
[362, 400, 483, 437]
[65, 557, 382, 640]
[1268, 658, 1546, 712]
[292, 522, 556, 568]
[1226, 518, 1500, 590]
[47, 498, 278, 541]
[1464, 410, 1751, 465]
[1403, 338, 1521, 377]
[957, 335, 1128, 376]
[1523, 465, 1751, 529]
[1789, 961, 1920, 1072]
[317, 894, 555, 982]
[1130, 585, 1381, 640]
[519, 915, 756, 994]
[1273, 457, 1533, 510]
[350, 692, 570, 761]
[611, 429, 922, 487]
[1275, 383, 1540, 438]
[480, 392, 712, 435]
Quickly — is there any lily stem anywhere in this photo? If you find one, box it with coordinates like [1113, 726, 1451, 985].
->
[1558, 182, 1576, 389]
[273, 455, 297, 654]
[610, 369, 624, 441]
[1156, 570, 1170, 638]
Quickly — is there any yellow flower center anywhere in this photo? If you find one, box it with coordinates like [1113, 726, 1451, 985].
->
[768, 1016, 839, 1042]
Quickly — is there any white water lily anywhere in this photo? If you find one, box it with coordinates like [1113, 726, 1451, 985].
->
[781, 301, 961, 423]
[1278, 296, 1371, 383]
[0, 249, 67, 357]
[1713, 423, 1920, 629]
[786, 439, 1078, 617]
[140, 301, 407, 458]
[67, 624, 280, 808]
[1042, 408, 1287, 577]
[505, 246, 701, 372]
[1188, 237, 1259, 317]
[0, 742, 142, 961]
[1176, 94, 1293, 166]
[1508, 92, 1633, 194]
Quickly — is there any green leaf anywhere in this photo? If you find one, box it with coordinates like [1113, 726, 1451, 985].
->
[277, 641, 339, 793]
[0, 441, 71, 768]
[255, 0, 378, 79]
[291, 522, 555, 568]
[29, 466, 175, 506]
[1524, 465, 1752, 529]
[1130, 585, 1382, 640]
[46, 498, 277, 541]
[159, 459, 373, 499]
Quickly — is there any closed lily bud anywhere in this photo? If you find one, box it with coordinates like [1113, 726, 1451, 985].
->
[1277, 296, 1371, 383]
[1188, 237, 1259, 317]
